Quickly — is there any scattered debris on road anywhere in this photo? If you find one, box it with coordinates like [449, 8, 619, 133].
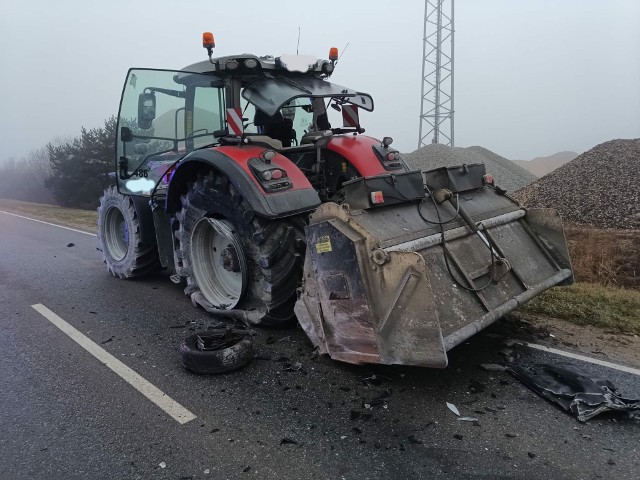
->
[280, 438, 300, 446]
[66, 243, 75, 247]
[446, 402, 460, 416]
[479, 363, 507, 372]
[457, 417, 479, 422]
[196, 327, 249, 351]
[508, 364, 640, 421]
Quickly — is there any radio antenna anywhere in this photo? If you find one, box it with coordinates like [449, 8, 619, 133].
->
[297, 27, 301, 54]
[338, 42, 350, 63]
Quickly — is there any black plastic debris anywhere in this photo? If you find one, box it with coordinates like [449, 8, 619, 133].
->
[479, 363, 507, 372]
[283, 362, 303, 372]
[67, 243, 75, 247]
[169, 323, 190, 329]
[280, 438, 300, 446]
[196, 327, 249, 351]
[508, 364, 640, 422]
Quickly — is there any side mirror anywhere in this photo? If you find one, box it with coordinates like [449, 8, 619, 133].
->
[138, 92, 156, 130]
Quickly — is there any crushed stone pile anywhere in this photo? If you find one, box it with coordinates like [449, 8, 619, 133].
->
[514, 139, 640, 229]
[404, 144, 537, 192]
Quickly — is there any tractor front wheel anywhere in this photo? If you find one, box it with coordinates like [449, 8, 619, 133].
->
[97, 186, 160, 278]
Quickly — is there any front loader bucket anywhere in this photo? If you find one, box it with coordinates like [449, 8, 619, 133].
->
[295, 171, 573, 368]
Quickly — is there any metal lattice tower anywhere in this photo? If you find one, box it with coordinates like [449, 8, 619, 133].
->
[418, 0, 455, 148]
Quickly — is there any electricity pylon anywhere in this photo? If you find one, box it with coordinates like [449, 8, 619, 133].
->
[418, 0, 455, 147]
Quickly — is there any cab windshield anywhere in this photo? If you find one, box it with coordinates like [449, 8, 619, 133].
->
[241, 76, 374, 117]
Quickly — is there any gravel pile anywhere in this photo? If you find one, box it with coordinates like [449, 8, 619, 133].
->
[405, 144, 537, 192]
[514, 139, 640, 229]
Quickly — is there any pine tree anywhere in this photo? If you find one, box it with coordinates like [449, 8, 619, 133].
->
[46, 116, 116, 209]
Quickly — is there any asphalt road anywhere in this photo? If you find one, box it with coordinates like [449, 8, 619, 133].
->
[1, 212, 638, 480]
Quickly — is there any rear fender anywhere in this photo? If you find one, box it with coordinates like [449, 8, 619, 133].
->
[327, 135, 409, 177]
[166, 146, 320, 218]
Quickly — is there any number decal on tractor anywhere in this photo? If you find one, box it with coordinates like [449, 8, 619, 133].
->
[132, 168, 149, 178]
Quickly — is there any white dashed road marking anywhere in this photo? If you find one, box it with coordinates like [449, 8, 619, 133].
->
[0, 210, 96, 236]
[526, 342, 640, 376]
[32, 303, 196, 424]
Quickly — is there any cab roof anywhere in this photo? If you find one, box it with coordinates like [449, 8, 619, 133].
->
[182, 54, 332, 77]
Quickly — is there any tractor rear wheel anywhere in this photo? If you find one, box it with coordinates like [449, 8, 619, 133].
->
[97, 186, 160, 278]
[175, 172, 306, 326]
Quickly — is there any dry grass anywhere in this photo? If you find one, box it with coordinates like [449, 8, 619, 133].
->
[0, 198, 97, 233]
[565, 225, 639, 289]
[520, 283, 640, 334]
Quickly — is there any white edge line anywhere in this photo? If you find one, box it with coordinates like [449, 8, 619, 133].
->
[31, 303, 196, 424]
[0, 210, 96, 236]
[526, 342, 640, 376]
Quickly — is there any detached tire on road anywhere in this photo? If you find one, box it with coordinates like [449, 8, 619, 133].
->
[97, 185, 160, 278]
[179, 332, 253, 375]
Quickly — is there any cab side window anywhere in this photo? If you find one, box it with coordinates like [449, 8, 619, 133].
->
[192, 87, 224, 149]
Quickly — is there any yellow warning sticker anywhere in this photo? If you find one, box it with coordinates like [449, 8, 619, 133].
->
[315, 235, 332, 253]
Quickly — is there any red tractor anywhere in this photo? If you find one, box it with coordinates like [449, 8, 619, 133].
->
[98, 34, 572, 367]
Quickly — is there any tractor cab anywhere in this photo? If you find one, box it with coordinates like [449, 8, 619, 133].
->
[115, 35, 376, 199]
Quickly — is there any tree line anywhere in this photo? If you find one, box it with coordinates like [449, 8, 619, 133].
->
[0, 116, 116, 210]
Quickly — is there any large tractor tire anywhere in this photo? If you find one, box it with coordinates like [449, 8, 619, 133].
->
[174, 172, 306, 326]
[97, 186, 160, 278]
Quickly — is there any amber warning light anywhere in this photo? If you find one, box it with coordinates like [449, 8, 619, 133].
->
[202, 32, 215, 49]
[203, 32, 216, 62]
[329, 47, 339, 62]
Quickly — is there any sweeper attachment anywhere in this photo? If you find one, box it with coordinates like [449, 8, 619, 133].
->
[295, 164, 573, 367]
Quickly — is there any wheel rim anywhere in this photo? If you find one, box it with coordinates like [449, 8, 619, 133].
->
[105, 206, 128, 261]
[191, 217, 247, 309]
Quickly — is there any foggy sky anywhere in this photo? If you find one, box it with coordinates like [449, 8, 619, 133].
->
[1, 0, 639, 161]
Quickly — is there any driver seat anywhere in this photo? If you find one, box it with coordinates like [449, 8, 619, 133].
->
[254, 110, 295, 148]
